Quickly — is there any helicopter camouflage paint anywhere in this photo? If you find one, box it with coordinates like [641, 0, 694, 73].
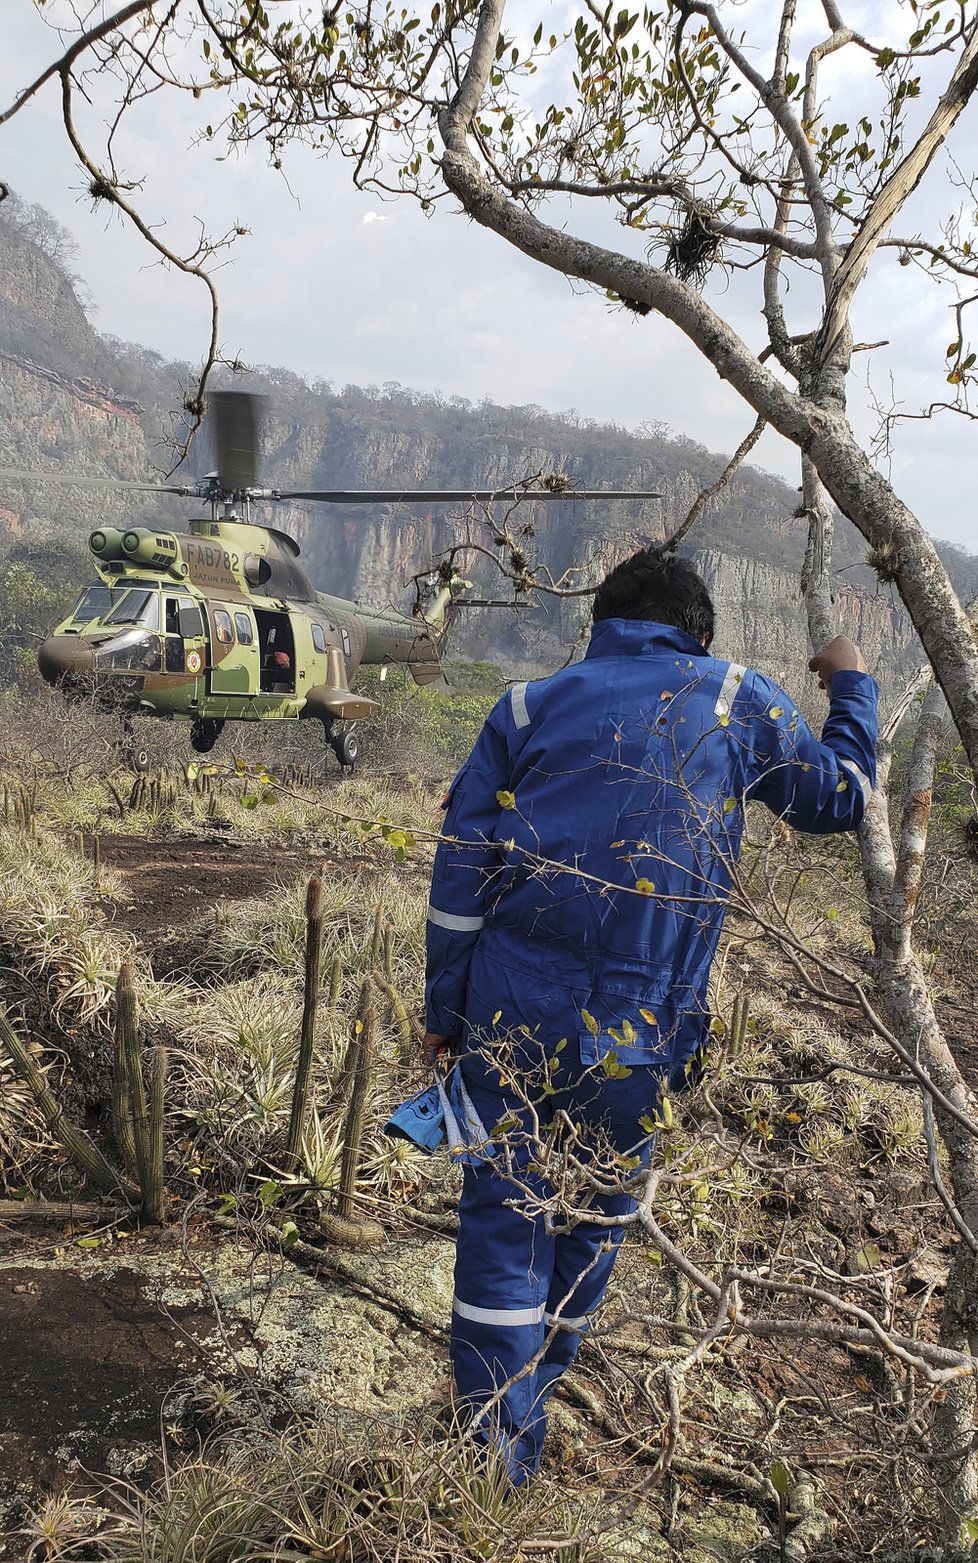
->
[37, 511, 458, 769]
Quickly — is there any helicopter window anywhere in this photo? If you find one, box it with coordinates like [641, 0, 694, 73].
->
[104, 589, 160, 630]
[214, 609, 234, 645]
[341, 629, 352, 658]
[311, 623, 327, 653]
[165, 599, 180, 634]
[71, 585, 124, 624]
[178, 599, 203, 639]
[234, 612, 254, 646]
[243, 553, 272, 588]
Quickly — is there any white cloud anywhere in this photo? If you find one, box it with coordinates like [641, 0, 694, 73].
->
[362, 212, 387, 225]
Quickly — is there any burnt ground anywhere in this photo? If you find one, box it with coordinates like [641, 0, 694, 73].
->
[93, 833, 394, 979]
[97, 833, 317, 951]
[0, 1239, 209, 1551]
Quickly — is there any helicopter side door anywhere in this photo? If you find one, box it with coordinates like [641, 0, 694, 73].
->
[295, 615, 329, 700]
[202, 602, 261, 708]
[162, 594, 207, 682]
[254, 610, 297, 700]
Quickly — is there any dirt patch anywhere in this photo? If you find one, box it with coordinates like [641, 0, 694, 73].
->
[98, 834, 316, 940]
[0, 1217, 456, 1554]
[0, 1243, 216, 1549]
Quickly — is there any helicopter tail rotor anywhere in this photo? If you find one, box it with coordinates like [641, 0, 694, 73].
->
[212, 390, 263, 493]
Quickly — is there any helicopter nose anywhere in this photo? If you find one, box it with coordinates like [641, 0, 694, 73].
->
[37, 636, 95, 686]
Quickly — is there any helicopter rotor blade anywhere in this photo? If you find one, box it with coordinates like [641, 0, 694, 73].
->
[276, 489, 662, 503]
[0, 468, 192, 494]
[212, 390, 263, 493]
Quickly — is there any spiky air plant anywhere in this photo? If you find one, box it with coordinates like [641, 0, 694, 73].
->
[665, 205, 722, 284]
[0, 1051, 57, 1191]
[18, 1489, 111, 1562]
[866, 537, 902, 582]
[72, 1414, 590, 1562]
[797, 1118, 848, 1164]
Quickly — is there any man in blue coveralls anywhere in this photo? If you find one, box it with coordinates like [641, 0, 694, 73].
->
[423, 548, 878, 1483]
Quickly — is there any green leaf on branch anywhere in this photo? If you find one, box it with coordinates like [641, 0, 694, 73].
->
[856, 1241, 882, 1271]
[601, 1049, 633, 1078]
[769, 1460, 791, 1497]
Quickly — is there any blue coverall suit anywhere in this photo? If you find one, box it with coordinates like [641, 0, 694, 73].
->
[424, 617, 879, 1481]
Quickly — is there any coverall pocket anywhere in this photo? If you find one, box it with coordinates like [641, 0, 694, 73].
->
[431, 770, 469, 883]
[462, 947, 581, 1081]
[576, 987, 677, 1070]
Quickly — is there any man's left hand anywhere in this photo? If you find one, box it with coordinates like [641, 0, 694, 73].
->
[422, 1031, 452, 1066]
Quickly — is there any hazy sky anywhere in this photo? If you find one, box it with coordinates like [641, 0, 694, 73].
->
[2, 2, 976, 555]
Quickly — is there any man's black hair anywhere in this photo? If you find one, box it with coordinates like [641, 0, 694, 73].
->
[592, 548, 715, 644]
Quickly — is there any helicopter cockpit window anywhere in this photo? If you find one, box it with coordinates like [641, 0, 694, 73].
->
[214, 609, 234, 645]
[94, 628, 162, 673]
[104, 589, 160, 630]
[311, 623, 327, 653]
[70, 585, 125, 624]
[341, 629, 352, 658]
[234, 612, 254, 646]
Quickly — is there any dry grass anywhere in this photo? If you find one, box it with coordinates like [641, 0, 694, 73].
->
[0, 808, 433, 1210]
[16, 1414, 597, 1563]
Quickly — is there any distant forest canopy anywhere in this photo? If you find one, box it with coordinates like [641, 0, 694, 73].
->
[1, 190, 976, 622]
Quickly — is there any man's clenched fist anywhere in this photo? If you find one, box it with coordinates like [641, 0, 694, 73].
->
[808, 635, 868, 692]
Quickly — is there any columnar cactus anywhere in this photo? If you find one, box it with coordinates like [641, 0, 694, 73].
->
[145, 1045, 167, 1225]
[284, 874, 324, 1169]
[114, 962, 167, 1223]
[729, 992, 751, 1058]
[112, 965, 138, 1179]
[0, 1005, 134, 1199]
[336, 996, 375, 1221]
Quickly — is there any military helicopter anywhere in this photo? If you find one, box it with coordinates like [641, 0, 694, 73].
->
[4, 392, 660, 770]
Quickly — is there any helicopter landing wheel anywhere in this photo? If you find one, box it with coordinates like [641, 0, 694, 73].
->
[119, 718, 151, 774]
[190, 718, 225, 754]
[332, 726, 360, 771]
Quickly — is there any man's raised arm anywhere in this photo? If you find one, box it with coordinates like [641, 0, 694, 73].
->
[747, 636, 880, 834]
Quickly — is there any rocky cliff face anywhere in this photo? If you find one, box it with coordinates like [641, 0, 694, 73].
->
[0, 205, 940, 699]
[0, 215, 161, 533]
[694, 548, 917, 706]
